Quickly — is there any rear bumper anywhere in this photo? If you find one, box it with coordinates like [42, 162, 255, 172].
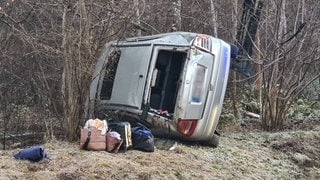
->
[144, 112, 214, 141]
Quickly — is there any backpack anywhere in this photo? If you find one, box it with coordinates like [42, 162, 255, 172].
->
[131, 124, 154, 152]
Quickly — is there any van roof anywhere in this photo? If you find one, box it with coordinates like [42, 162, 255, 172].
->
[125, 32, 197, 42]
[114, 32, 209, 47]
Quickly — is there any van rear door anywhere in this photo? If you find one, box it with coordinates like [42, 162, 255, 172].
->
[177, 48, 214, 120]
[101, 45, 153, 109]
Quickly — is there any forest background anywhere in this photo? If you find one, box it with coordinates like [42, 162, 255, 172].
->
[0, 0, 319, 142]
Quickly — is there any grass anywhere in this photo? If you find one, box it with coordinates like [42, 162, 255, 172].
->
[1, 124, 319, 179]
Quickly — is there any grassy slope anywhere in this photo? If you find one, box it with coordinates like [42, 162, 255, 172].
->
[1, 126, 319, 180]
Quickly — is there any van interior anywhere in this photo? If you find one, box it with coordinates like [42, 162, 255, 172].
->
[149, 50, 187, 114]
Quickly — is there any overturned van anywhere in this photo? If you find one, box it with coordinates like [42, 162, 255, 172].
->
[85, 32, 237, 147]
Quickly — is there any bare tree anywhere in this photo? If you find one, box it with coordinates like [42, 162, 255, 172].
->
[1, 0, 319, 141]
[260, 0, 320, 130]
[209, 0, 218, 37]
[132, 0, 147, 36]
[172, 0, 182, 31]
[0, 0, 137, 141]
[60, 0, 136, 140]
[0, 0, 65, 139]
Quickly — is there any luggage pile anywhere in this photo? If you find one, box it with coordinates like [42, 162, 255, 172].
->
[80, 119, 154, 153]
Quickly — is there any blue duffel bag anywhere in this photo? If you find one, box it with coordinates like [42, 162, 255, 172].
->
[14, 145, 49, 162]
[131, 124, 154, 152]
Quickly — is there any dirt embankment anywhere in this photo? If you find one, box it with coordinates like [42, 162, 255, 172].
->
[1, 125, 320, 179]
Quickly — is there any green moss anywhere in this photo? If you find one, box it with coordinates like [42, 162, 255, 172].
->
[212, 164, 221, 170]
[99, 163, 110, 168]
[288, 99, 319, 119]
[297, 99, 305, 105]
[219, 113, 236, 125]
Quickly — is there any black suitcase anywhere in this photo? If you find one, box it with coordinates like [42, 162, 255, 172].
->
[108, 122, 132, 152]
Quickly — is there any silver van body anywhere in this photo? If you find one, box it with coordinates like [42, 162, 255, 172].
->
[86, 32, 233, 146]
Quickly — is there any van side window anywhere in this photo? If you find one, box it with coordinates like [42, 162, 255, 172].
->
[191, 64, 206, 103]
[100, 50, 121, 100]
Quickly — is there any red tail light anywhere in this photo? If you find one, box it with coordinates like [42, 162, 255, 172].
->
[193, 34, 212, 52]
[177, 119, 197, 137]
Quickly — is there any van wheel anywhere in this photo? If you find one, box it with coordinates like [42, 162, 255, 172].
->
[206, 131, 220, 148]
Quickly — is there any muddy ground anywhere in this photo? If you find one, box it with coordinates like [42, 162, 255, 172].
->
[1, 120, 320, 180]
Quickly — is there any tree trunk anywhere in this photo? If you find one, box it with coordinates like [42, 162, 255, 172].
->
[230, 0, 240, 119]
[134, 0, 142, 36]
[61, 0, 91, 141]
[261, 0, 287, 130]
[209, 0, 218, 37]
[172, 0, 181, 31]
[254, 28, 262, 121]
